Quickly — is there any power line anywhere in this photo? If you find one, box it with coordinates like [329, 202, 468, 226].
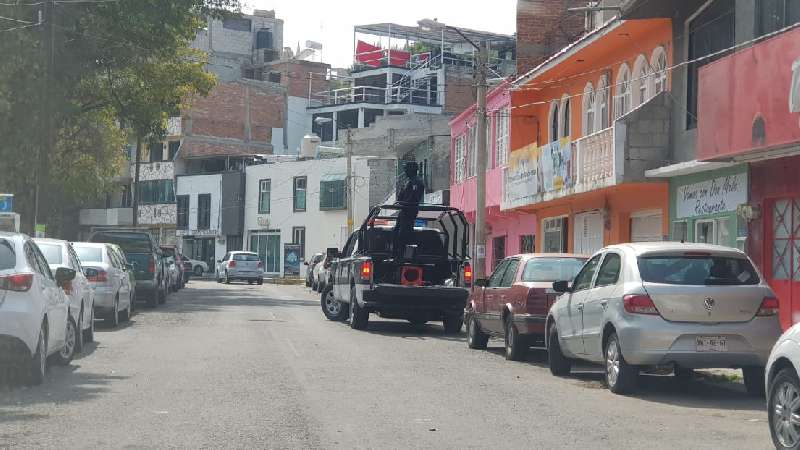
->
[0, 21, 36, 31]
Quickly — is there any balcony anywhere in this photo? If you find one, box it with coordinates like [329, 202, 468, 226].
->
[133, 161, 175, 181]
[575, 127, 616, 191]
[79, 208, 133, 227]
[314, 85, 441, 108]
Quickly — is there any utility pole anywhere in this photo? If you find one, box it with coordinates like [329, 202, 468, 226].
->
[346, 128, 354, 235]
[132, 136, 141, 227]
[474, 41, 488, 278]
[34, 0, 55, 236]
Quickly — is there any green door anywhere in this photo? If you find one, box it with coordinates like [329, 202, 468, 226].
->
[250, 234, 281, 274]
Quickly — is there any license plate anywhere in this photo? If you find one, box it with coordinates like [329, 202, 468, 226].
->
[696, 336, 727, 352]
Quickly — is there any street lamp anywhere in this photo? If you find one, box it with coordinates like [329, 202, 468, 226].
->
[314, 116, 354, 235]
[418, 18, 489, 278]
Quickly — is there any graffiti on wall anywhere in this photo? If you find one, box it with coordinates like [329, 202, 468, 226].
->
[502, 138, 575, 210]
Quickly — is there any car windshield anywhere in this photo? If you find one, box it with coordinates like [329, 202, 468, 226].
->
[90, 232, 152, 253]
[0, 239, 15, 270]
[638, 255, 760, 285]
[74, 246, 103, 263]
[37, 243, 63, 265]
[521, 257, 586, 282]
[233, 253, 259, 261]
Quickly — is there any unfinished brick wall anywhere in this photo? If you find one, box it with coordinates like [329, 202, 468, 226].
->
[267, 60, 331, 99]
[444, 71, 477, 115]
[517, 0, 586, 75]
[186, 80, 285, 144]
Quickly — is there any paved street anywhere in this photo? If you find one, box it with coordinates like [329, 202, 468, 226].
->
[0, 281, 773, 449]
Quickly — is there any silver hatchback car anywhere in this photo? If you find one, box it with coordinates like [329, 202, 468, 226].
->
[546, 242, 782, 395]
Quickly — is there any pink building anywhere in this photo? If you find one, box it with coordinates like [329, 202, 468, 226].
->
[449, 80, 537, 276]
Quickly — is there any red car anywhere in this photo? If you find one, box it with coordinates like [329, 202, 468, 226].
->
[465, 254, 587, 360]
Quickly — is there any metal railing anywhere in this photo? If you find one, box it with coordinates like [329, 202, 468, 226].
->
[575, 127, 615, 189]
[313, 85, 442, 107]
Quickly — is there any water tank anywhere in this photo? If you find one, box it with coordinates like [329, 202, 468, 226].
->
[301, 134, 321, 159]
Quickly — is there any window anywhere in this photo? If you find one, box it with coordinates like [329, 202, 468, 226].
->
[572, 254, 601, 291]
[613, 63, 631, 119]
[583, 83, 596, 136]
[293, 226, 306, 257]
[672, 221, 688, 242]
[167, 141, 180, 160]
[758, 0, 800, 36]
[197, 193, 211, 230]
[148, 142, 162, 163]
[454, 135, 466, 182]
[487, 259, 510, 287]
[596, 74, 610, 129]
[176, 195, 189, 229]
[522, 257, 585, 282]
[500, 258, 520, 287]
[695, 219, 715, 244]
[38, 243, 62, 265]
[293, 176, 307, 212]
[227, 235, 243, 252]
[560, 96, 571, 139]
[651, 47, 668, 96]
[467, 125, 477, 177]
[492, 236, 506, 270]
[494, 108, 509, 167]
[268, 72, 281, 83]
[520, 234, 535, 253]
[256, 28, 273, 49]
[222, 17, 251, 31]
[258, 179, 271, 214]
[543, 216, 568, 253]
[549, 101, 560, 142]
[74, 245, 102, 263]
[233, 253, 260, 261]
[631, 54, 650, 107]
[137, 180, 175, 204]
[687, 0, 734, 129]
[638, 255, 759, 285]
[0, 240, 14, 271]
[320, 179, 346, 210]
[595, 253, 621, 287]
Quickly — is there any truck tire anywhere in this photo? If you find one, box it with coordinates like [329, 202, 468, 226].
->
[443, 314, 463, 334]
[321, 286, 348, 321]
[349, 285, 368, 330]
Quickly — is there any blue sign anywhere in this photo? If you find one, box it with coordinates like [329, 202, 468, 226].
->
[283, 243, 303, 276]
[0, 194, 13, 213]
[415, 219, 426, 227]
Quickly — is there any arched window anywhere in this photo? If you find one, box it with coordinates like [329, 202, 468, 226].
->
[651, 46, 668, 96]
[596, 74, 610, 130]
[560, 95, 571, 139]
[582, 82, 596, 135]
[614, 63, 631, 119]
[549, 101, 560, 143]
[631, 54, 650, 107]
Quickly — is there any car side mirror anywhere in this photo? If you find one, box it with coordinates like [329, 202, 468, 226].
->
[474, 278, 489, 288]
[552, 280, 572, 293]
[303, 261, 309, 266]
[55, 267, 76, 286]
[326, 247, 340, 259]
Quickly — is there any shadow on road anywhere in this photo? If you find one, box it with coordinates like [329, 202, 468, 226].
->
[359, 319, 467, 343]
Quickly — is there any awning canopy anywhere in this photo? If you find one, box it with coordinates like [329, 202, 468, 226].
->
[354, 23, 514, 47]
[645, 160, 738, 178]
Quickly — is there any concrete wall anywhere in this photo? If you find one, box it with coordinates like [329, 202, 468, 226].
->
[620, 92, 672, 182]
[285, 96, 311, 154]
[176, 174, 222, 232]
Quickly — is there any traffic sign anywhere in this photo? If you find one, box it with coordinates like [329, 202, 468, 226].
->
[0, 194, 13, 213]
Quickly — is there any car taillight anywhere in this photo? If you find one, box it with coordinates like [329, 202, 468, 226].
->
[86, 270, 108, 283]
[361, 260, 372, 281]
[0, 273, 33, 292]
[148, 258, 155, 274]
[757, 296, 779, 316]
[623, 294, 660, 315]
[228, 260, 236, 268]
[464, 263, 473, 286]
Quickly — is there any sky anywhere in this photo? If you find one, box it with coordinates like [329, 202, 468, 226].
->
[248, 0, 517, 68]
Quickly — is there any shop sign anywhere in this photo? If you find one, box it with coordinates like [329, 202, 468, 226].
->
[502, 139, 574, 210]
[257, 216, 270, 228]
[676, 171, 747, 219]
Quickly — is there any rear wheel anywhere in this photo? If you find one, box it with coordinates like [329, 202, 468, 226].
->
[744, 366, 766, 397]
[83, 308, 95, 343]
[257, 279, 263, 285]
[466, 315, 489, 350]
[443, 315, 463, 334]
[55, 316, 77, 365]
[504, 317, 527, 361]
[604, 332, 638, 394]
[194, 265, 203, 276]
[547, 325, 572, 376]
[108, 296, 121, 326]
[349, 285, 368, 330]
[28, 321, 47, 385]
[321, 286, 348, 321]
[224, 271, 231, 284]
[75, 307, 85, 354]
[769, 367, 800, 449]
[120, 298, 131, 322]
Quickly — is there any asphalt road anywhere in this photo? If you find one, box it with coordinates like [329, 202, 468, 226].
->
[0, 280, 774, 449]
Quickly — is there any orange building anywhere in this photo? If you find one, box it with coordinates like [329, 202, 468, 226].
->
[505, 18, 673, 254]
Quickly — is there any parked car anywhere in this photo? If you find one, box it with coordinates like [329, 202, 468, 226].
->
[160, 246, 182, 292]
[313, 253, 332, 292]
[466, 254, 587, 360]
[216, 251, 264, 284]
[185, 256, 208, 276]
[73, 242, 134, 326]
[305, 252, 324, 287]
[321, 204, 471, 333]
[35, 238, 96, 355]
[181, 254, 193, 284]
[89, 230, 166, 307]
[111, 243, 137, 313]
[546, 242, 782, 395]
[766, 323, 800, 449]
[0, 232, 76, 384]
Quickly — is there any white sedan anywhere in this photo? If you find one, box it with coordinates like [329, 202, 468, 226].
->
[0, 232, 76, 384]
[766, 323, 800, 449]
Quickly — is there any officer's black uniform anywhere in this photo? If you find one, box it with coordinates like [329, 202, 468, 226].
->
[393, 162, 425, 259]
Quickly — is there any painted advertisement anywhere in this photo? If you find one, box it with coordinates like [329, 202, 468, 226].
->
[502, 139, 574, 210]
[675, 171, 747, 219]
[283, 243, 303, 276]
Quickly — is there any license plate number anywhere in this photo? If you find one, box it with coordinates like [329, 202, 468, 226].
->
[696, 336, 727, 352]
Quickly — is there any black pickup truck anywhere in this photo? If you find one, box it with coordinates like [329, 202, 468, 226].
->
[320, 204, 472, 333]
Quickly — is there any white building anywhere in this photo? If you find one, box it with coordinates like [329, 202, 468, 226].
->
[244, 156, 396, 277]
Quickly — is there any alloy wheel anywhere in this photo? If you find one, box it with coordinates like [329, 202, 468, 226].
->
[606, 337, 620, 388]
[773, 380, 800, 448]
[37, 324, 46, 376]
[60, 318, 76, 360]
[325, 290, 340, 316]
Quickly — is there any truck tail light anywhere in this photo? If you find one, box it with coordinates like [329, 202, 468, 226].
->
[0, 273, 33, 292]
[228, 260, 237, 268]
[86, 269, 108, 283]
[361, 260, 372, 281]
[623, 294, 660, 315]
[757, 296, 779, 316]
[147, 258, 155, 274]
[463, 263, 473, 286]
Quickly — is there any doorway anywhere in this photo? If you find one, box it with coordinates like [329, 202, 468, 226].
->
[250, 233, 281, 274]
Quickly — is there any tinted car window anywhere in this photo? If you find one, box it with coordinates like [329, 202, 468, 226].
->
[233, 253, 260, 261]
[487, 260, 509, 288]
[595, 253, 622, 287]
[38, 243, 63, 265]
[500, 259, 520, 287]
[573, 254, 602, 291]
[0, 239, 15, 270]
[638, 255, 759, 285]
[75, 246, 103, 263]
[522, 258, 586, 282]
[90, 232, 153, 253]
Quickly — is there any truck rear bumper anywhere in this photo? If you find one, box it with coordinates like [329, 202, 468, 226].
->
[362, 284, 469, 314]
